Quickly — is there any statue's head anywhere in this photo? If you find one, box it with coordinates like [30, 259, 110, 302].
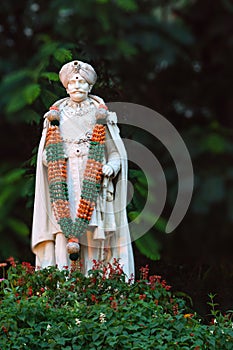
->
[59, 60, 97, 103]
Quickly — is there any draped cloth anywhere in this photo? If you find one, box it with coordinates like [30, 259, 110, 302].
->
[31, 95, 134, 278]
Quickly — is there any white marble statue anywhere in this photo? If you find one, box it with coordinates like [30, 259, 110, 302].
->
[31, 60, 134, 277]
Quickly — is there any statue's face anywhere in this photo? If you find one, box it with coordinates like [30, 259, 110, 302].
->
[66, 73, 90, 102]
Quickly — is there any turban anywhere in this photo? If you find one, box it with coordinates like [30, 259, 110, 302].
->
[59, 60, 97, 88]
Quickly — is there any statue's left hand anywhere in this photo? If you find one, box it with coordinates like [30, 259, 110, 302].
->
[102, 164, 114, 177]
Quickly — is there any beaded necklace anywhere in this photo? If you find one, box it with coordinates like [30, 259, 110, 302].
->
[45, 103, 108, 260]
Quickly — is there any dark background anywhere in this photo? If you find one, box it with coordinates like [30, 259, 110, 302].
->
[0, 0, 232, 317]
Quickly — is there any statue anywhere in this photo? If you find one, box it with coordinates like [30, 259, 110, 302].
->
[31, 60, 134, 277]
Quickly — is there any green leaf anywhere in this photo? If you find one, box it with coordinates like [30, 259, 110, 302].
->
[135, 231, 160, 260]
[117, 40, 138, 57]
[2, 69, 30, 86]
[41, 72, 60, 82]
[96, 0, 109, 3]
[6, 93, 27, 113]
[23, 84, 41, 104]
[92, 333, 100, 342]
[8, 218, 29, 237]
[201, 133, 229, 154]
[40, 40, 59, 57]
[53, 48, 73, 63]
[134, 182, 147, 197]
[174, 291, 193, 307]
[154, 217, 167, 232]
[5, 169, 25, 184]
[128, 211, 140, 223]
[116, 0, 138, 11]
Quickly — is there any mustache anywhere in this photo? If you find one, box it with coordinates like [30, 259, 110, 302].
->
[69, 89, 87, 93]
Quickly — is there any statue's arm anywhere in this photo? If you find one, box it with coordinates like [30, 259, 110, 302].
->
[104, 128, 121, 178]
[41, 118, 48, 167]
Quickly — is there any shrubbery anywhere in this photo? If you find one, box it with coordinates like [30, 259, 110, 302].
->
[0, 258, 232, 349]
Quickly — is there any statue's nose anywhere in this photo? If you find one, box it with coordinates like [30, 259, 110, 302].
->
[75, 80, 81, 88]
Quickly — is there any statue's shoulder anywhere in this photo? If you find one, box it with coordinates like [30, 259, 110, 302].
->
[89, 94, 105, 107]
[89, 95, 118, 125]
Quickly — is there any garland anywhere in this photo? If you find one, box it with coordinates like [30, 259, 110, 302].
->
[45, 104, 108, 260]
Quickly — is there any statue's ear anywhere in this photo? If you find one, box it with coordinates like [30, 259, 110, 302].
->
[88, 84, 93, 93]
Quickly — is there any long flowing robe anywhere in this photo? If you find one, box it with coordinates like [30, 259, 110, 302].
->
[31, 95, 134, 277]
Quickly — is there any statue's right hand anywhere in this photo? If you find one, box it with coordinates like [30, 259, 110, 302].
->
[102, 164, 114, 177]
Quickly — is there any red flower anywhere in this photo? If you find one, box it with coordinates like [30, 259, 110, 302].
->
[27, 286, 33, 297]
[91, 277, 97, 284]
[2, 326, 8, 334]
[210, 318, 215, 325]
[139, 265, 149, 280]
[17, 277, 25, 286]
[6, 256, 16, 267]
[139, 294, 146, 300]
[128, 273, 134, 284]
[92, 259, 101, 270]
[91, 294, 97, 302]
[161, 279, 167, 288]
[173, 304, 179, 315]
[110, 300, 118, 309]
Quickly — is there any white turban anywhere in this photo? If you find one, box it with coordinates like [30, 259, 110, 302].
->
[59, 60, 97, 88]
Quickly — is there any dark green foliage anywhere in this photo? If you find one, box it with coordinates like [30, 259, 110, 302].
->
[0, 261, 232, 349]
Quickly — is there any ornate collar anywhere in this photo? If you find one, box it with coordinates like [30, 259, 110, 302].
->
[65, 97, 94, 110]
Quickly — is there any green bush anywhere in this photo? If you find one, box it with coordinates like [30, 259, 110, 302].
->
[0, 259, 232, 349]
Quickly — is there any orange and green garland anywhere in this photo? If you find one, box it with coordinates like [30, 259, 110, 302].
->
[45, 104, 107, 260]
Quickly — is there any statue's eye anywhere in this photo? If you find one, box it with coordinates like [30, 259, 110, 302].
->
[74, 61, 78, 65]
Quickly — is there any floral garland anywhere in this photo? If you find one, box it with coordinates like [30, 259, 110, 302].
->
[45, 104, 108, 260]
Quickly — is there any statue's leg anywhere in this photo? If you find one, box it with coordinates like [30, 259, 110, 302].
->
[104, 231, 114, 262]
[34, 240, 55, 269]
[81, 229, 104, 274]
[55, 232, 69, 270]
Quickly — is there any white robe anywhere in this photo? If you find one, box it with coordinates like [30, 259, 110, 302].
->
[31, 95, 134, 278]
